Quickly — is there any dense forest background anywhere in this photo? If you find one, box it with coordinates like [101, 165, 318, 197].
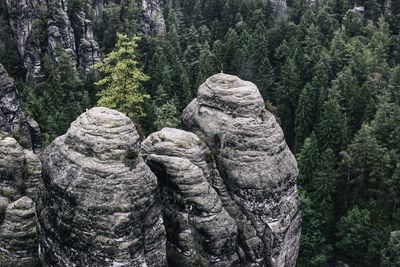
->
[1, 0, 400, 266]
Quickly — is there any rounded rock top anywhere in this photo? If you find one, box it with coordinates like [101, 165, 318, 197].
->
[197, 73, 265, 116]
[73, 107, 136, 130]
[63, 107, 140, 161]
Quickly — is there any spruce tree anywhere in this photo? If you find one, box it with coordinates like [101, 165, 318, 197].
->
[94, 34, 150, 121]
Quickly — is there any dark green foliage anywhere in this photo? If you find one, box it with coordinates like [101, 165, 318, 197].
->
[21, 48, 89, 145]
[336, 206, 373, 265]
[381, 231, 400, 267]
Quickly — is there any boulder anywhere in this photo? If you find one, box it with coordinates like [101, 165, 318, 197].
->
[37, 107, 166, 266]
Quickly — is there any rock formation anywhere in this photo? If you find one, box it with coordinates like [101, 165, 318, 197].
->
[0, 196, 40, 267]
[182, 73, 301, 267]
[5, 0, 101, 80]
[4, 0, 165, 80]
[37, 107, 166, 266]
[0, 63, 42, 153]
[0, 135, 42, 266]
[0, 134, 41, 203]
[73, 11, 101, 74]
[142, 128, 239, 266]
[140, 0, 166, 35]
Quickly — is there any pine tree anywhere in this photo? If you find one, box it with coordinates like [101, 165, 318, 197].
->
[277, 56, 302, 149]
[154, 100, 180, 130]
[94, 34, 150, 121]
[297, 189, 333, 267]
[295, 83, 318, 148]
[339, 124, 389, 207]
[195, 42, 216, 88]
[256, 57, 275, 101]
[315, 91, 348, 153]
[336, 206, 372, 265]
[331, 68, 365, 135]
[223, 28, 240, 73]
[311, 148, 337, 210]
[297, 133, 320, 186]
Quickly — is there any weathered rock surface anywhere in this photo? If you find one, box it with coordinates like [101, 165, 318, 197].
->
[0, 135, 41, 202]
[5, 0, 100, 79]
[142, 128, 239, 266]
[5, 0, 164, 79]
[0, 63, 42, 152]
[182, 73, 301, 267]
[73, 11, 101, 74]
[6, 0, 45, 80]
[37, 107, 166, 266]
[0, 196, 40, 267]
[140, 0, 166, 35]
[0, 134, 41, 266]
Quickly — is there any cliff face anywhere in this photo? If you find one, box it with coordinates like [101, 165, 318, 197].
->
[5, 0, 100, 80]
[4, 0, 165, 80]
[0, 63, 42, 152]
[182, 74, 301, 266]
[37, 107, 166, 266]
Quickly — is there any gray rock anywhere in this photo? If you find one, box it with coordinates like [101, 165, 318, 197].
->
[0, 129, 41, 267]
[1, 64, 31, 148]
[0, 134, 42, 202]
[6, 0, 83, 79]
[142, 128, 239, 266]
[5, 0, 45, 80]
[37, 107, 167, 266]
[0, 196, 40, 267]
[182, 74, 301, 267]
[0, 64, 43, 152]
[140, 0, 166, 36]
[46, 0, 78, 67]
[5, 0, 41, 57]
[73, 11, 101, 74]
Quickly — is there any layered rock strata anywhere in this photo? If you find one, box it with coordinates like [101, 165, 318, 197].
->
[182, 73, 301, 267]
[0, 196, 40, 267]
[0, 134, 41, 202]
[0, 135, 42, 266]
[37, 107, 166, 266]
[142, 128, 239, 266]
